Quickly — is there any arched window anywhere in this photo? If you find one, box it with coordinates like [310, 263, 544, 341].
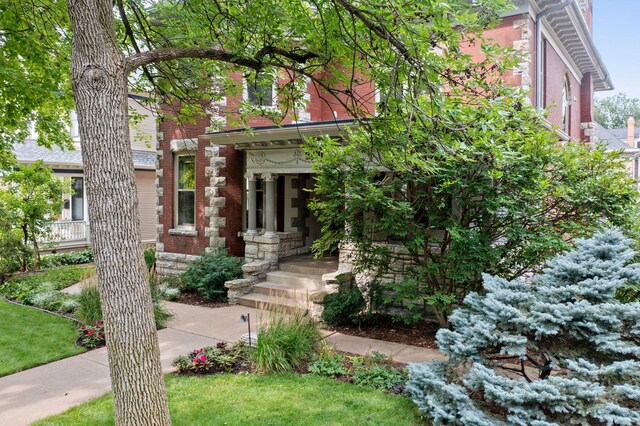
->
[561, 76, 571, 134]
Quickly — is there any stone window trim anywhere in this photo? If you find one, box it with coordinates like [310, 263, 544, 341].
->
[174, 152, 196, 230]
[170, 138, 198, 152]
[168, 228, 198, 237]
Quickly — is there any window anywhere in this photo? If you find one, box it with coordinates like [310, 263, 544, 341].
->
[561, 76, 571, 134]
[245, 75, 275, 107]
[71, 177, 84, 221]
[175, 155, 195, 227]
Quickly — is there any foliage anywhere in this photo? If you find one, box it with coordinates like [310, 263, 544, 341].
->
[308, 97, 639, 327]
[253, 308, 321, 373]
[352, 365, 407, 390]
[321, 282, 367, 326]
[40, 249, 93, 269]
[0, 298, 85, 377]
[78, 278, 173, 329]
[162, 287, 181, 301]
[77, 322, 106, 349]
[406, 230, 640, 425]
[35, 374, 421, 426]
[181, 251, 243, 301]
[143, 247, 156, 271]
[26, 283, 67, 311]
[1, 265, 91, 302]
[594, 92, 640, 129]
[172, 342, 250, 375]
[0, 161, 68, 271]
[76, 285, 103, 325]
[308, 345, 348, 378]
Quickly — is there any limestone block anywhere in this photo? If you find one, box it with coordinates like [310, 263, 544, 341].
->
[211, 197, 226, 208]
[156, 187, 163, 197]
[242, 260, 270, 274]
[156, 205, 163, 215]
[209, 237, 226, 248]
[204, 187, 219, 198]
[155, 243, 164, 252]
[210, 177, 226, 188]
[156, 169, 163, 178]
[245, 244, 258, 256]
[225, 278, 257, 305]
[204, 146, 220, 157]
[209, 157, 226, 168]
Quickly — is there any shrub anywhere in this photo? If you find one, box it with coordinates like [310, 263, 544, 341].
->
[40, 249, 93, 269]
[321, 283, 366, 326]
[352, 365, 407, 390]
[253, 308, 321, 373]
[172, 342, 249, 375]
[60, 298, 80, 313]
[77, 321, 105, 348]
[181, 251, 242, 301]
[406, 230, 640, 425]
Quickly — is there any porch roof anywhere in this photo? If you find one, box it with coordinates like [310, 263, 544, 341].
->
[199, 119, 356, 149]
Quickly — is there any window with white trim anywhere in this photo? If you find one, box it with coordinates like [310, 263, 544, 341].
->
[561, 76, 571, 135]
[175, 154, 195, 227]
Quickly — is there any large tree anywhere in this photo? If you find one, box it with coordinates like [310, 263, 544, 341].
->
[594, 92, 640, 129]
[2, 0, 513, 423]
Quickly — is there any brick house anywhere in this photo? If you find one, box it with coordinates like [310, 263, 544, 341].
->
[155, 0, 612, 306]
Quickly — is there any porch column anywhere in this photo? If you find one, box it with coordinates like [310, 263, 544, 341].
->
[245, 172, 257, 235]
[263, 173, 276, 236]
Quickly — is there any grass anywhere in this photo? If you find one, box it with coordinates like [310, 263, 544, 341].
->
[35, 374, 421, 425]
[0, 298, 85, 377]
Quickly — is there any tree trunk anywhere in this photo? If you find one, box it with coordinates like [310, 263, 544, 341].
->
[66, 1, 171, 424]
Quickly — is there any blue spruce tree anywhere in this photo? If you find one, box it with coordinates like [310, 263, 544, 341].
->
[407, 229, 640, 425]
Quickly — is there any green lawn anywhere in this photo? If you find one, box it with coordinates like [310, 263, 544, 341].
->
[0, 298, 85, 377]
[35, 374, 422, 425]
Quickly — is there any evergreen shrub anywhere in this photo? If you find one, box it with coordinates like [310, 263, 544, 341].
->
[181, 251, 243, 301]
[406, 230, 640, 425]
[321, 282, 366, 326]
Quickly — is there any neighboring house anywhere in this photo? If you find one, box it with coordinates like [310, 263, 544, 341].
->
[155, 0, 612, 307]
[595, 117, 640, 187]
[13, 95, 158, 249]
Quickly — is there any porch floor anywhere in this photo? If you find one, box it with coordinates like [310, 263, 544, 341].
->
[278, 254, 339, 275]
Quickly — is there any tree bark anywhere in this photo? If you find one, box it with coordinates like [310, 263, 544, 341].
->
[66, 1, 170, 424]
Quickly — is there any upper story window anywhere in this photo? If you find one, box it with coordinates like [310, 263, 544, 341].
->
[561, 76, 571, 134]
[175, 154, 195, 227]
[244, 74, 276, 107]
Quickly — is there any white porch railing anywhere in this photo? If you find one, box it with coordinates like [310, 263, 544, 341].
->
[47, 220, 89, 242]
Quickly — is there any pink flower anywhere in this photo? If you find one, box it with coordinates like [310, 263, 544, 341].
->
[96, 321, 103, 327]
[199, 355, 206, 362]
[194, 348, 202, 354]
[192, 358, 199, 363]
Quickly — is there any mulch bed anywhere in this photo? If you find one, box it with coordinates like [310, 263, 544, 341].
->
[325, 315, 440, 349]
[171, 290, 228, 309]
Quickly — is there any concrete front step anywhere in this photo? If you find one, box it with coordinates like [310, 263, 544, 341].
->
[278, 262, 337, 276]
[253, 281, 324, 301]
[237, 292, 312, 312]
[265, 270, 323, 287]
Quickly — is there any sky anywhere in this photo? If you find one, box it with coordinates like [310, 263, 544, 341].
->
[592, 0, 640, 100]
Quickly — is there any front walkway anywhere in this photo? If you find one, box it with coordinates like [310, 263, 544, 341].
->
[0, 302, 444, 425]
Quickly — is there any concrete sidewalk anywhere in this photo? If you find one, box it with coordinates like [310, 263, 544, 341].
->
[0, 301, 444, 425]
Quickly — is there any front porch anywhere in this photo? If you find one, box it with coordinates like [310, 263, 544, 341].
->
[42, 220, 91, 250]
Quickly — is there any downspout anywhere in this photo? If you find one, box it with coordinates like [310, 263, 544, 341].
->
[535, 0, 574, 109]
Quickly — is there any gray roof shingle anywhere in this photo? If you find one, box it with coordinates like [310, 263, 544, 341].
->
[13, 139, 155, 168]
